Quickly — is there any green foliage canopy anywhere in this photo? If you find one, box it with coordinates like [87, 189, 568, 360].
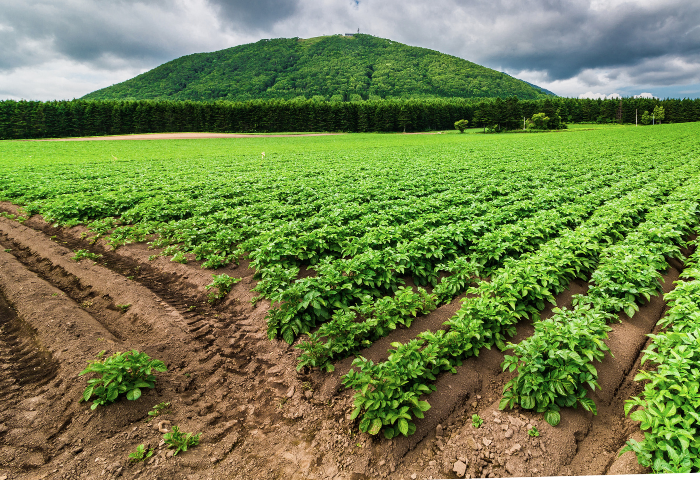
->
[83, 35, 552, 102]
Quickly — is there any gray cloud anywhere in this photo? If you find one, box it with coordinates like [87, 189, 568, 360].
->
[392, 0, 700, 83]
[0, 0, 234, 72]
[207, 0, 301, 29]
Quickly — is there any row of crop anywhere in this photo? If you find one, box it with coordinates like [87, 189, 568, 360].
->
[249, 167, 605, 340]
[620, 239, 700, 473]
[295, 166, 679, 371]
[500, 185, 700, 426]
[262, 157, 688, 345]
[262, 162, 664, 344]
[342, 169, 694, 439]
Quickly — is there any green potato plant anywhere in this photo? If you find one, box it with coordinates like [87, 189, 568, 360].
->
[79, 350, 167, 410]
[205, 273, 241, 303]
[163, 426, 201, 455]
[128, 444, 154, 463]
[72, 249, 102, 261]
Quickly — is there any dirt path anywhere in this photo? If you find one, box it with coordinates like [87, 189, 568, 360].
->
[0, 205, 682, 479]
[29, 132, 344, 142]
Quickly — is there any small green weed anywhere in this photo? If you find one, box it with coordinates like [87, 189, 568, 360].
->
[163, 426, 201, 455]
[117, 304, 131, 313]
[72, 249, 102, 261]
[148, 402, 171, 419]
[170, 251, 187, 264]
[472, 414, 483, 428]
[528, 426, 540, 437]
[79, 350, 167, 410]
[128, 444, 154, 463]
[205, 273, 241, 303]
[161, 245, 180, 256]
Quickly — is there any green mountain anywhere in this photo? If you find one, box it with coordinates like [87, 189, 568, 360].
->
[83, 35, 554, 102]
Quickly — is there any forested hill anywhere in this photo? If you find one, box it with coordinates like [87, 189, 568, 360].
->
[83, 35, 554, 102]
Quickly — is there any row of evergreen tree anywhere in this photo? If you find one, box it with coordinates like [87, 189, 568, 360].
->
[1, 96, 699, 140]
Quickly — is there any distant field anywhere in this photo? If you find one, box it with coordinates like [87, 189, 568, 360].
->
[1, 122, 699, 475]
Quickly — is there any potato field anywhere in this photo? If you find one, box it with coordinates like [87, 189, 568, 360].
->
[0, 123, 698, 479]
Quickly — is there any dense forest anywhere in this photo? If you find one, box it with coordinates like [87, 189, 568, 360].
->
[2, 96, 699, 140]
[82, 35, 552, 102]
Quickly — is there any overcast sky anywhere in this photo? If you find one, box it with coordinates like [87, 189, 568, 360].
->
[1, 0, 699, 100]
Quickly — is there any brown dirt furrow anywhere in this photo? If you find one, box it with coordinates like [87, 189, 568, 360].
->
[0, 290, 59, 410]
[0, 217, 192, 347]
[565, 250, 693, 476]
[314, 294, 468, 401]
[0, 250, 124, 472]
[30, 132, 344, 142]
[386, 258, 686, 479]
[0, 215, 381, 480]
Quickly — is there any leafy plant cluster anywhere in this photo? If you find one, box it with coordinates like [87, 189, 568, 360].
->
[267, 157, 671, 348]
[128, 444, 154, 463]
[79, 350, 167, 410]
[621, 239, 700, 473]
[342, 171, 696, 438]
[205, 273, 241, 303]
[163, 425, 201, 455]
[500, 185, 700, 426]
[148, 401, 171, 419]
[297, 286, 437, 371]
[72, 249, 102, 261]
[295, 166, 664, 372]
[128, 423, 200, 462]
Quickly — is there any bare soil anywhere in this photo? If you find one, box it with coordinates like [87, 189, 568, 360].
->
[29, 133, 343, 142]
[0, 204, 690, 480]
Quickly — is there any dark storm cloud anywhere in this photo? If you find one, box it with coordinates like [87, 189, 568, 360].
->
[207, 0, 301, 29]
[468, 0, 700, 81]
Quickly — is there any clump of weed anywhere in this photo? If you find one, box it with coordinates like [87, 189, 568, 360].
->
[72, 249, 102, 262]
[163, 426, 201, 455]
[205, 273, 241, 303]
[472, 414, 483, 428]
[170, 251, 187, 264]
[148, 402, 171, 420]
[128, 444, 154, 463]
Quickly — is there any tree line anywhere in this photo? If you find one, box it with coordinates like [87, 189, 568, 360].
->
[2, 96, 700, 140]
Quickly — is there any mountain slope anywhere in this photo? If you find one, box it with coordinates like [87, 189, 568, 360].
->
[83, 35, 554, 101]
